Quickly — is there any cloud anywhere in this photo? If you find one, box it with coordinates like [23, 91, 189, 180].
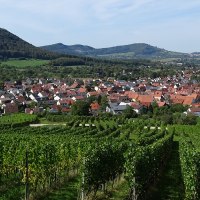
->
[0, 0, 200, 51]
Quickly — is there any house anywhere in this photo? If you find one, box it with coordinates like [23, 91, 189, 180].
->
[154, 91, 163, 101]
[137, 94, 154, 107]
[188, 107, 200, 116]
[78, 87, 87, 93]
[87, 91, 99, 98]
[0, 97, 11, 104]
[25, 107, 44, 114]
[90, 102, 100, 115]
[106, 102, 128, 115]
[49, 104, 60, 113]
[38, 92, 49, 99]
[183, 97, 194, 106]
[0, 90, 5, 96]
[130, 102, 143, 113]
[15, 96, 26, 105]
[1, 103, 18, 114]
[124, 91, 139, 102]
[57, 99, 74, 107]
[30, 85, 42, 93]
[61, 107, 71, 113]
[170, 94, 185, 104]
[72, 96, 85, 101]
[29, 93, 40, 102]
[157, 101, 167, 107]
[69, 82, 81, 89]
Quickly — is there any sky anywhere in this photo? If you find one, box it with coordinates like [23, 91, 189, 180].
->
[0, 0, 200, 53]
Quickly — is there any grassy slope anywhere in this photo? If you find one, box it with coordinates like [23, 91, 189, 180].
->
[1, 59, 49, 68]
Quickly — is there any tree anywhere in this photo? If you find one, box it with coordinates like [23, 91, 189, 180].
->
[71, 101, 90, 116]
[122, 105, 138, 118]
[100, 95, 108, 112]
[0, 81, 4, 90]
[87, 96, 97, 104]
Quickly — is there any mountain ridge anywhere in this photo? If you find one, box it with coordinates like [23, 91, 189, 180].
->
[0, 27, 195, 60]
[0, 28, 75, 60]
[41, 42, 189, 59]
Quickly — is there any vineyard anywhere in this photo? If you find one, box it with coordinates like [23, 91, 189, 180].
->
[0, 114, 38, 128]
[174, 125, 200, 200]
[0, 115, 199, 199]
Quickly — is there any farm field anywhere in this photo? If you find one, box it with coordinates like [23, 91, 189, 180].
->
[0, 59, 49, 68]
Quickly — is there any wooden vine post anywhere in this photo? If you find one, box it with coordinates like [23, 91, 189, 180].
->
[25, 149, 29, 200]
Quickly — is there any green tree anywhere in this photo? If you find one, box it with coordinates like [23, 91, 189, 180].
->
[0, 81, 4, 90]
[87, 96, 97, 104]
[100, 95, 108, 112]
[71, 101, 90, 116]
[122, 105, 138, 118]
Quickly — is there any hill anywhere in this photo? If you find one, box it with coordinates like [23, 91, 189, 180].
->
[0, 28, 62, 59]
[41, 43, 95, 56]
[42, 43, 188, 60]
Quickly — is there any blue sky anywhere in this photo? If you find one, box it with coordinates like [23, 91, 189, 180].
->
[0, 0, 200, 52]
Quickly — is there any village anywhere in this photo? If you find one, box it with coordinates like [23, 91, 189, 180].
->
[0, 69, 200, 117]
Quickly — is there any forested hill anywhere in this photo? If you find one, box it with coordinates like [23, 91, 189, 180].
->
[0, 28, 63, 59]
[41, 43, 95, 56]
[42, 43, 188, 60]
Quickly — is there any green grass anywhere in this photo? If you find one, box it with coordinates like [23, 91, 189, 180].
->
[155, 58, 181, 62]
[147, 141, 185, 200]
[106, 180, 129, 200]
[95, 178, 129, 200]
[1, 59, 49, 68]
[41, 177, 79, 200]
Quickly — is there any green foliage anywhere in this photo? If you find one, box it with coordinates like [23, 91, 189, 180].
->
[0, 113, 38, 128]
[1, 59, 49, 68]
[142, 104, 196, 125]
[82, 141, 126, 197]
[0, 28, 60, 59]
[71, 101, 90, 116]
[174, 126, 200, 199]
[51, 57, 85, 66]
[42, 42, 187, 60]
[99, 95, 109, 112]
[122, 105, 138, 119]
[179, 137, 200, 200]
[124, 131, 173, 199]
[1, 112, 200, 200]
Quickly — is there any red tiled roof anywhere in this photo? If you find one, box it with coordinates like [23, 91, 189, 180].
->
[190, 107, 200, 113]
[61, 107, 71, 112]
[90, 102, 100, 110]
[154, 91, 163, 98]
[191, 103, 200, 108]
[183, 97, 194, 105]
[125, 91, 139, 100]
[172, 99, 184, 104]
[130, 102, 142, 109]
[157, 102, 166, 107]
[140, 102, 151, 107]
[59, 99, 74, 105]
[88, 91, 99, 96]
[75, 96, 85, 100]
[78, 88, 87, 93]
[3, 103, 18, 114]
[138, 95, 154, 103]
